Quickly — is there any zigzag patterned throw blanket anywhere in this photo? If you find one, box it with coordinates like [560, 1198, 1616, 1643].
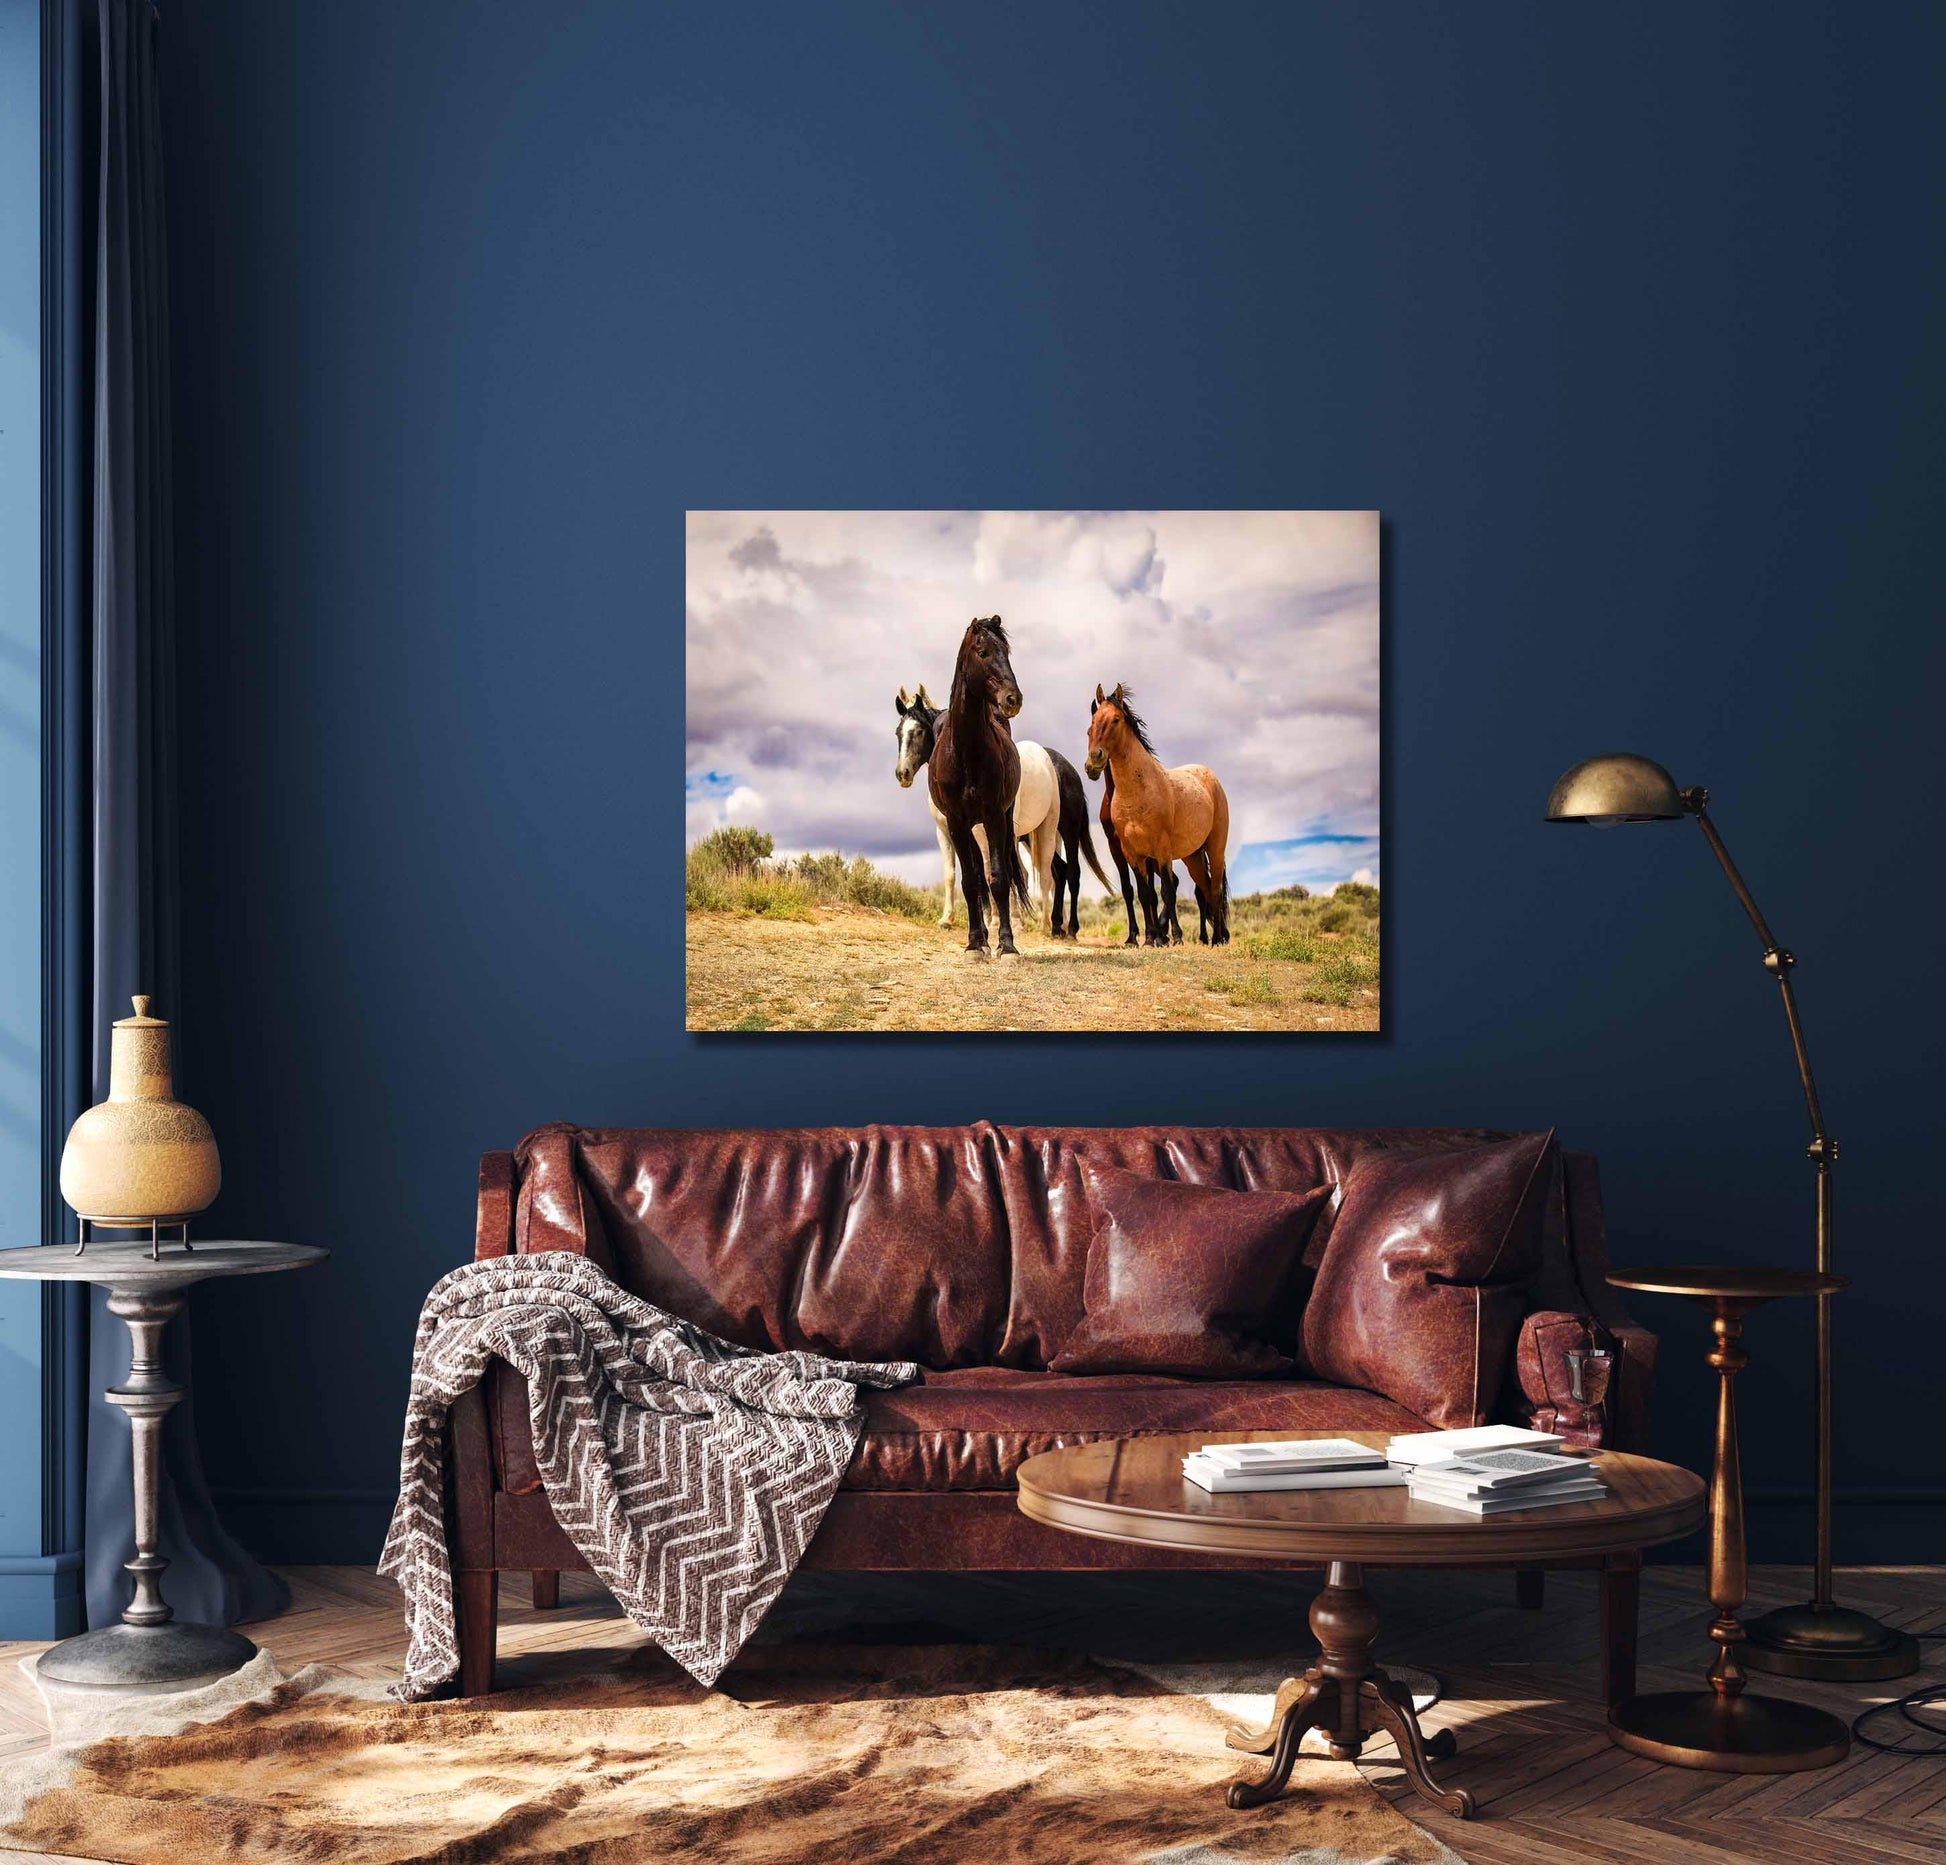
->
[379, 1252, 918, 1700]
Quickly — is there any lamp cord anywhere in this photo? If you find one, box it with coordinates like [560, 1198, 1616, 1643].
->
[1850, 1634, 1946, 1754]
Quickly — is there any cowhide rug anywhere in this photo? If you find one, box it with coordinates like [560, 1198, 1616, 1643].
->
[0, 1643, 1455, 1865]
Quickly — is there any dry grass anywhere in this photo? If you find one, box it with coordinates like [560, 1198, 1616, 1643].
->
[684, 833, 1380, 1032]
[686, 905, 1379, 1032]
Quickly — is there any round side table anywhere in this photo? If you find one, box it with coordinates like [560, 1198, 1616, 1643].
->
[1018, 1431, 1706, 1818]
[1605, 1266, 1852, 1772]
[0, 1239, 326, 1695]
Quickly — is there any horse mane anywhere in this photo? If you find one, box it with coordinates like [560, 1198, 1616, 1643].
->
[950, 616, 1011, 706]
[1111, 688, 1155, 754]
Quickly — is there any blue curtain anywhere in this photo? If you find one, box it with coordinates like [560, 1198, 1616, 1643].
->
[77, 0, 287, 1633]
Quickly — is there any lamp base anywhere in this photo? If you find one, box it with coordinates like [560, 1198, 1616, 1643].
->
[1741, 1601, 1920, 1681]
[36, 1620, 258, 1695]
[1608, 1689, 1850, 1773]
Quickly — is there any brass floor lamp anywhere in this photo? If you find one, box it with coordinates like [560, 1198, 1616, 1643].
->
[1544, 753, 1918, 1683]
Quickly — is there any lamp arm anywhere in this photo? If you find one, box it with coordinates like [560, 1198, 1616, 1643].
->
[1681, 790, 1831, 1154]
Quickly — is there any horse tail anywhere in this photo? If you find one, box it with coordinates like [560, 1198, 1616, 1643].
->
[1078, 818, 1114, 894]
[1011, 836, 1034, 915]
[1205, 774, 1230, 880]
[1203, 773, 1232, 941]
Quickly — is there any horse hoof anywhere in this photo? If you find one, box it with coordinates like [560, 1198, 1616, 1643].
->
[962, 946, 989, 963]
[996, 944, 1020, 961]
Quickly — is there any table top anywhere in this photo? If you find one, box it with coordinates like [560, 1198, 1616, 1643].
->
[1607, 1265, 1847, 1302]
[0, 1240, 327, 1292]
[1016, 1431, 1705, 1564]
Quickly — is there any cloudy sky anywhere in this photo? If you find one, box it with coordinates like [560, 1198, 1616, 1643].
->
[686, 511, 1379, 896]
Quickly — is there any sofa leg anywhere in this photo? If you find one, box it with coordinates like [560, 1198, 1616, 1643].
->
[458, 1571, 499, 1697]
[1514, 1568, 1545, 1610]
[531, 1569, 560, 1610]
[1601, 1550, 1640, 1706]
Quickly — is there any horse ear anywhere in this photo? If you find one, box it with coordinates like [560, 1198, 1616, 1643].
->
[897, 686, 911, 709]
[1111, 682, 1127, 705]
[916, 683, 934, 709]
[1094, 683, 1105, 703]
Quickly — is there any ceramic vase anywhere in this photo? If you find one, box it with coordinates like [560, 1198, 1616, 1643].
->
[58, 996, 221, 1221]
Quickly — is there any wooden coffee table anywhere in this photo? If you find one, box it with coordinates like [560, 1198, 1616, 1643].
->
[1016, 1431, 1705, 1818]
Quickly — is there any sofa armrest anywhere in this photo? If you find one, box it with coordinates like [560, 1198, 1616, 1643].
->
[508, 1123, 611, 1264]
[476, 1151, 516, 1260]
[1510, 1310, 1607, 1448]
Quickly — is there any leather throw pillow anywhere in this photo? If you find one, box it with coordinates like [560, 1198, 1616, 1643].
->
[1049, 1163, 1332, 1378]
[1299, 1130, 1558, 1428]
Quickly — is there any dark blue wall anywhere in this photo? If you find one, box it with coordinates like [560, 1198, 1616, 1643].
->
[159, 2, 1946, 1563]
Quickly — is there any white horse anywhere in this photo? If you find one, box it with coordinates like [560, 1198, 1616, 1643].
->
[894, 685, 1061, 933]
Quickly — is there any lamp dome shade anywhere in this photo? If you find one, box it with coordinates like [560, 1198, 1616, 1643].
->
[1543, 754, 1687, 823]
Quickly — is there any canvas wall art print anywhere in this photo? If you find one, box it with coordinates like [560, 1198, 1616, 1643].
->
[685, 510, 1380, 1033]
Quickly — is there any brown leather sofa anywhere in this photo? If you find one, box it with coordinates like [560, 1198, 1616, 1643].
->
[448, 1122, 1657, 1695]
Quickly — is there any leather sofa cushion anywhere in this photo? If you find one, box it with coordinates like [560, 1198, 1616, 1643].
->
[531, 1123, 1524, 1370]
[844, 1367, 1430, 1491]
[488, 1359, 1429, 1497]
[1300, 1130, 1558, 1429]
[1050, 1165, 1330, 1376]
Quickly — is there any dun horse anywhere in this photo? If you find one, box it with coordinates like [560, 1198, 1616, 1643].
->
[929, 617, 1028, 957]
[1097, 760, 1187, 946]
[1085, 684, 1230, 945]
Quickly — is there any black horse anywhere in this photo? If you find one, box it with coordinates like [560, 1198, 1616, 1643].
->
[1041, 747, 1113, 938]
[929, 616, 1025, 958]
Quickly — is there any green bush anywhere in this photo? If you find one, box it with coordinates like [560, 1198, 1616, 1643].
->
[840, 856, 935, 919]
[1205, 969, 1279, 1006]
[1304, 947, 1380, 1007]
[692, 825, 774, 874]
[789, 851, 848, 891]
[738, 874, 817, 920]
[1244, 927, 1319, 964]
[686, 830, 934, 923]
[684, 868, 728, 912]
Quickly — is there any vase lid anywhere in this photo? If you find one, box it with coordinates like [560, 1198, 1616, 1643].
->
[115, 995, 166, 1029]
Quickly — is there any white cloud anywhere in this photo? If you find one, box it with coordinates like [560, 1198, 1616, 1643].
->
[686, 511, 1379, 888]
[722, 784, 766, 824]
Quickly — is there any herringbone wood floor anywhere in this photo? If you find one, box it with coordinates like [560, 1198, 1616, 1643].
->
[0, 1563, 1938, 1863]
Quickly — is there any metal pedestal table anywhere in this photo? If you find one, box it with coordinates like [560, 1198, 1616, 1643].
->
[1605, 1266, 1852, 1772]
[0, 1239, 327, 1695]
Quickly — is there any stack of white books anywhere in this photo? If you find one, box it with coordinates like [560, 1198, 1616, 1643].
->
[1182, 1438, 1407, 1494]
[1402, 1446, 1608, 1515]
[1384, 1423, 1567, 1467]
